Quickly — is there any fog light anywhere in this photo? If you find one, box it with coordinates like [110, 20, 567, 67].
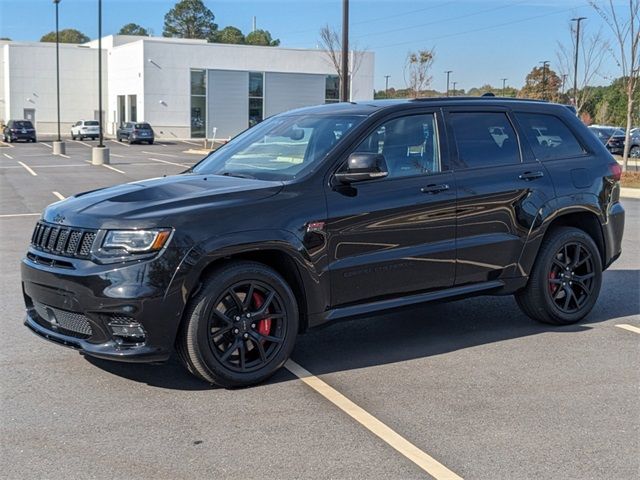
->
[108, 317, 146, 345]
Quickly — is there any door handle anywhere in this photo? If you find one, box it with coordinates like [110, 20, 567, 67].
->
[421, 184, 450, 194]
[519, 171, 544, 181]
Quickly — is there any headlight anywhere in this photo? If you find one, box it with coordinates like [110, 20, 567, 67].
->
[102, 229, 172, 253]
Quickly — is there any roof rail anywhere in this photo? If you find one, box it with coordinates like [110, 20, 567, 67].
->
[409, 96, 550, 103]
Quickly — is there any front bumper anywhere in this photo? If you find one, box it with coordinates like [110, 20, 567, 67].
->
[21, 247, 189, 363]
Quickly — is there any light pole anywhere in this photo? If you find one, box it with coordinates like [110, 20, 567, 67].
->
[540, 60, 550, 100]
[501, 78, 507, 96]
[52, 0, 65, 155]
[452, 81, 457, 97]
[445, 70, 452, 97]
[384, 75, 390, 97]
[340, 0, 349, 102]
[571, 17, 586, 106]
[92, 0, 109, 164]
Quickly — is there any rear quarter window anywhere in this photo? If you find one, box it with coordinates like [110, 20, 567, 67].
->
[515, 112, 585, 161]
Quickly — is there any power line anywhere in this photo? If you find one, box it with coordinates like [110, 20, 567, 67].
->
[353, 0, 530, 40]
[351, 1, 454, 26]
[370, 5, 580, 50]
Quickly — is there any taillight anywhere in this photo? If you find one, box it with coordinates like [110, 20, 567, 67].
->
[609, 162, 622, 181]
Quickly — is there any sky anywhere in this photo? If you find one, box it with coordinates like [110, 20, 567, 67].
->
[0, 0, 629, 92]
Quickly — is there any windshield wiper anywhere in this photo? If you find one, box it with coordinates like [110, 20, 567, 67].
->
[218, 171, 256, 179]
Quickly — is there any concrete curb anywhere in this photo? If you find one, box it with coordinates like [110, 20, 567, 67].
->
[620, 187, 640, 199]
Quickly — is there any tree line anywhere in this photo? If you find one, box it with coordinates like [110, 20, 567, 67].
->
[38, 0, 279, 47]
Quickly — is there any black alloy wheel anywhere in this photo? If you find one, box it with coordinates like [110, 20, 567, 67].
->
[547, 242, 595, 314]
[516, 227, 602, 325]
[207, 281, 287, 373]
[177, 261, 299, 388]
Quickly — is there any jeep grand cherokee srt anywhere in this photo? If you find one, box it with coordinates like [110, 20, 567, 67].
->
[22, 98, 625, 387]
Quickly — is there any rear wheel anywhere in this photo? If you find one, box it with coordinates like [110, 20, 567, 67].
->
[630, 145, 640, 158]
[516, 227, 602, 325]
[177, 261, 299, 388]
[71, 131, 76, 140]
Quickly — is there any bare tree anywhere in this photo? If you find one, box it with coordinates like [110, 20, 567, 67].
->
[403, 49, 435, 98]
[318, 25, 365, 100]
[556, 23, 609, 114]
[590, 0, 640, 171]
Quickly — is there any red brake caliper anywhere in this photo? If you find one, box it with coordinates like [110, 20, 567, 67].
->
[549, 270, 558, 294]
[252, 292, 271, 336]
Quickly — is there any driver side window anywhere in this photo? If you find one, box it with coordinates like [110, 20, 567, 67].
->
[353, 113, 441, 179]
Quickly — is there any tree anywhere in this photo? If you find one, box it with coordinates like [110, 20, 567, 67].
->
[211, 26, 245, 44]
[163, 0, 217, 39]
[404, 49, 435, 98]
[518, 65, 562, 101]
[318, 24, 365, 100]
[118, 23, 149, 36]
[40, 29, 89, 44]
[245, 29, 279, 46]
[556, 21, 609, 115]
[0, 37, 11, 41]
[590, 0, 640, 171]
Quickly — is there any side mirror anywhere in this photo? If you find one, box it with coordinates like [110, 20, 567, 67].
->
[334, 153, 388, 184]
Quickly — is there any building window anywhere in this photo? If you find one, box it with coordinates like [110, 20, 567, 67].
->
[249, 72, 264, 128]
[128, 94, 137, 122]
[191, 69, 207, 138]
[325, 75, 339, 103]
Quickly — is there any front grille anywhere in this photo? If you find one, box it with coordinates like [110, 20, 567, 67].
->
[33, 301, 93, 338]
[31, 222, 97, 259]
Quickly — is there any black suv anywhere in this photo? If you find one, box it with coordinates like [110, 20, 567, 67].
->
[3, 120, 37, 142]
[21, 99, 625, 387]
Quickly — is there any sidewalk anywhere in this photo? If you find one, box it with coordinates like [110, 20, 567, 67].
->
[620, 187, 640, 199]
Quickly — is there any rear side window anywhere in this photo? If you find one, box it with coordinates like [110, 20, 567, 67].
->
[515, 113, 585, 160]
[449, 112, 520, 169]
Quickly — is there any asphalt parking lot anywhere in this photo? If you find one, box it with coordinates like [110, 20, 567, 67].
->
[1, 137, 638, 480]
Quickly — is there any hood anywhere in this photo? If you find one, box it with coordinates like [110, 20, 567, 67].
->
[42, 174, 284, 229]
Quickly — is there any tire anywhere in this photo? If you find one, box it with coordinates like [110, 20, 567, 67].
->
[128, 137, 134, 145]
[630, 145, 640, 158]
[71, 132, 75, 140]
[176, 261, 299, 388]
[516, 226, 602, 325]
[148, 140, 154, 145]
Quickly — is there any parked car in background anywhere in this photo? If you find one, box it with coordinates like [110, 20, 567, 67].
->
[22, 98, 624, 387]
[3, 120, 36, 143]
[588, 125, 640, 157]
[117, 122, 155, 144]
[71, 120, 100, 141]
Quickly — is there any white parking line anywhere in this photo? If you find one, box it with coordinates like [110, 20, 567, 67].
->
[181, 140, 201, 146]
[40, 142, 52, 148]
[0, 164, 89, 169]
[59, 153, 70, 159]
[74, 140, 93, 148]
[148, 157, 188, 168]
[142, 151, 179, 158]
[17, 161, 37, 176]
[110, 139, 129, 147]
[3, 153, 13, 159]
[52, 191, 65, 201]
[616, 324, 640, 334]
[0, 213, 41, 218]
[285, 360, 463, 480]
[111, 153, 125, 158]
[0, 141, 15, 148]
[102, 164, 126, 174]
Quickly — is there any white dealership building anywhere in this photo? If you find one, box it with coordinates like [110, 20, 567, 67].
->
[0, 35, 374, 139]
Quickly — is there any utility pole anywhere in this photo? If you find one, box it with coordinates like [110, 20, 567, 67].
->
[384, 75, 390, 97]
[501, 77, 507, 96]
[52, 0, 65, 155]
[571, 16, 586, 107]
[540, 60, 550, 100]
[340, 0, 349, 102]
[445, 70, 452, 97]
[92, 0, 109, 165]
[452, 81, 457, 97]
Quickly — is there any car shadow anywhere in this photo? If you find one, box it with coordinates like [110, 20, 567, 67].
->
[85, 269, 639, 390]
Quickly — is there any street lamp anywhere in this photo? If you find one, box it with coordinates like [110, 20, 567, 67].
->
[92, 0, 109, 165]
[452, 81, 457, 97]
[384, 75, 390, 97]
[52, 0, 65, 155]
[445, 70, 452, 97]
[539, 60, 550, 100]
[340, 0, 349, 102]
[501, 78, 507, 96]
[571, 17, 587, 106]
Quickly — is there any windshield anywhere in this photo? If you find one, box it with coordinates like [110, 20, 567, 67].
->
[135, 123, 151, 129]
[191, 114, 365, 181]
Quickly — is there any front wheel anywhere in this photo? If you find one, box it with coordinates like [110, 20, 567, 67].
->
[630, 145, 640, 158]
[176, 261, 299, 388]
[516, 227, 602, 325]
